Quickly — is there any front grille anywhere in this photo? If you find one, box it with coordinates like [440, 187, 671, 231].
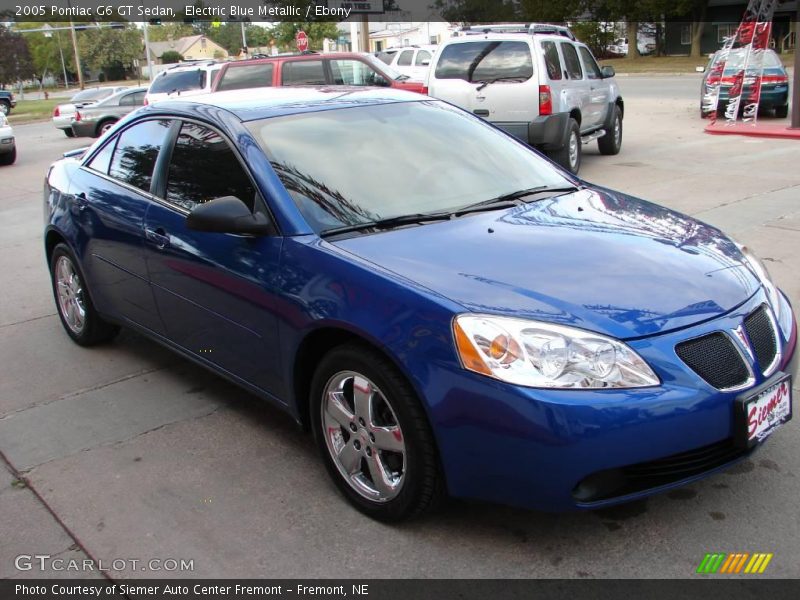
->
[675, 332, 749, 389]
[573, 438, 752, 502]
[744, 305, 777, 373]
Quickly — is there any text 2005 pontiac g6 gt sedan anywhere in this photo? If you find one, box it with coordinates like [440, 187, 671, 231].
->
[44, 88, 796, 521]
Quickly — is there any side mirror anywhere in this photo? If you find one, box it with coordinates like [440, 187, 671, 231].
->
[186, 196, 271, 235]
[601, 65, 616, 78]
[421, 59, 431, 66]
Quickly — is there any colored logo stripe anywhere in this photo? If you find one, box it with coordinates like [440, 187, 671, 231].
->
[697, 553, 773, 574]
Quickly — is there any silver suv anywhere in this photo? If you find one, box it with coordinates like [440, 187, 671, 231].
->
[427, 26, 624, 174]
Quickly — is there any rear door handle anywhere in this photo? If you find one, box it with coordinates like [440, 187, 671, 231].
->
[145, 227, 170, 250]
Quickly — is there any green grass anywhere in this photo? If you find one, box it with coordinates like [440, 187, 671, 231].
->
[605, 53, 796, 74]
[8, 98, 61, 125]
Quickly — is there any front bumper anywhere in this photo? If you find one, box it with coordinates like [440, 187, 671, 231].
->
[0, 135, 14, 153]
[427, 290, 796, 511]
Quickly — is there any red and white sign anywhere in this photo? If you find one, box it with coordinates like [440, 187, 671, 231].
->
[746, 377, 792, 443]
[295, 31, 309, 52]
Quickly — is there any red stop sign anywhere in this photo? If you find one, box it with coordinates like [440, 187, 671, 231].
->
[295, 31, 309, 52]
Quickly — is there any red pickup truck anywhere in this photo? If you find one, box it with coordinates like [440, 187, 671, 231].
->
[211, 52, 428, 95]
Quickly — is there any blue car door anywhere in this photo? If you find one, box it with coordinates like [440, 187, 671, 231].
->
[142, 119, 284, 397]
[67, 119, 173, 334]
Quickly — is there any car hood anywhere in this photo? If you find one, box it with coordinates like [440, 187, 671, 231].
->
[332, 188, 760, 340]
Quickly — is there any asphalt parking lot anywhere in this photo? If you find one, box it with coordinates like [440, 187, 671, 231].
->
[1, 74, 799, 579]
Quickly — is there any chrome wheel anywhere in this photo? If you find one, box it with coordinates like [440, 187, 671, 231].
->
[613, 115, 622, 146]
[55, 256, 86, 335]
[99, 121, 115, 135]
[568, 130, 579, 170]
[321, 371, 406, 502]
[0, 103, 8, 115]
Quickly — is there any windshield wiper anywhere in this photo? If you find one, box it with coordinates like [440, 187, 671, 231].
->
[455, 185, 580, 215]
[320, 211, 453, 238]
[475, 77, 529, 91]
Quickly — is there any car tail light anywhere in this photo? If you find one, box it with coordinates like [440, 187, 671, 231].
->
[421, 86, 428, 95]
[538, 85, 552, 116]
[53, 106, 60, 117]
[143, 97, 149, 106]
[763, 74, 789, 84]
[74, 111, 81, 122]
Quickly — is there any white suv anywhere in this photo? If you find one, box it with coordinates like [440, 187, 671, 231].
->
[376, 45, 437, 81]
[427, 27, 624, 173]
[145, 61, 223, 105]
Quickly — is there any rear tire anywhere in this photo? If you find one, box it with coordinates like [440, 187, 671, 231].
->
[63, 129, 75, 138]
[49, 243, 119, 346]
[548, 118, 581, 174]
[598, 106, 622, 155]
[310, 343, 445, 522]
[774, 105, 789, 119]
[95, 119, 117, 137]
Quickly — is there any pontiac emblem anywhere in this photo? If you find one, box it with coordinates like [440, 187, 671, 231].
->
[732, 324, 754, 360]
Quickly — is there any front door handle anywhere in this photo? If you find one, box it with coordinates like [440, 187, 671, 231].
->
[145, 227, 170, 250]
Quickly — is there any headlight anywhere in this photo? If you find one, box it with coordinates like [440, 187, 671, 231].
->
[453, 315, 659, 389]
[737, 243, 795, 338]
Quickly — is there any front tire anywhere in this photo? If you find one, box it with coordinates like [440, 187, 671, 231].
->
[50, 243, 119, 346]
[774, 104, 789, 119]
[63, 129, 75, 138]
[310, 343, 444, 522]
[548, 118, 581, 174]
[0, 147, 14, 166]
[598, 106, 622, 155]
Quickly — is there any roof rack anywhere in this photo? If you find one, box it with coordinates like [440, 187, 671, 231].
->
[459, 23, 576, 41]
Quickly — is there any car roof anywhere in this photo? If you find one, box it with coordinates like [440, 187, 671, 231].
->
[442, 33, 577, 45]
[149, 86, 428, 122]
[225, 52, 379, 67]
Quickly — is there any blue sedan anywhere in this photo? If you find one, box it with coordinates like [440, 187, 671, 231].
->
[44, 88, 797, 521]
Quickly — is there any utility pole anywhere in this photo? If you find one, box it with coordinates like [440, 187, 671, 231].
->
[360, 13, 370, 53]
[791, 7, 799, 128]
[241, 21, 248, 57]
[69, 20, 83, 90]
[142, 7, 153, 81]
[56, 32, 69, 89]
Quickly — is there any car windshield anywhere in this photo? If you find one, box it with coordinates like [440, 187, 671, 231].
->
[149, 70, 206, 94]
[248, 100, 570, 233]
[71, 88, 114, 102]
[715, 49, 782, 71]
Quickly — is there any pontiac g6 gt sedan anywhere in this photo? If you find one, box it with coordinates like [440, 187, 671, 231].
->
[44, 88, 797, 522]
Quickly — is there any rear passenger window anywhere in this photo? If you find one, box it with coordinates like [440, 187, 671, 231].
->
[415, 50, 432, 66]
[397, 50, 413, 66]
[108, 120, 171, 193]
[165, 122, 256, 212]
[561, 43, 583, 80]
[281, 61, 326, 85]
[218, 64, 274, 91]
[435, 41, 533, 82]
[541, 41, 563, 80]
[579, 47, 602, 79]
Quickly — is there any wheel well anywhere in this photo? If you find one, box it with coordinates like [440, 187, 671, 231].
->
[569, 109, 581, 126]
[95, 118, 117, 135]
[45, 230, 66, 266]
[616, 98, 624, 118]
[293, 327, 392, 430]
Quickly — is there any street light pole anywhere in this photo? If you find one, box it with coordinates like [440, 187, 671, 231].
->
[791, 9, 799, 128]
[56, 32, 69, 90]
[241, 21, 248, 57]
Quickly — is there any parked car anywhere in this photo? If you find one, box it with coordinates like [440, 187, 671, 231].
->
[0, 90, 16, 115]
[71, 87, 147, 138]
[212, 52, 428, 95]
[606, 37, 656, 57]
[144, 61, 222, 105]
[0, 113, 15, 165]
[700, 48, 790, 118]
[375, 45, 437, 80]
[426, 30, 624, 174]
[43, 87, 797, 522]
[53, 87, 127, 137]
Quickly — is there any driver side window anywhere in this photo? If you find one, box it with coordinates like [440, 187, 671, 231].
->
[165, 122, 256, 212]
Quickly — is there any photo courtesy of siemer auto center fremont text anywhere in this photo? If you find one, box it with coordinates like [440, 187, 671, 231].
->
[0, 0, 798, 597]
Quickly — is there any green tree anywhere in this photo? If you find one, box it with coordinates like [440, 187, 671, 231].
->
[267, 22, 339, 52]
[161, 50, 184, 64]
[13, 24, 75, 84]
[147, 23, 195, 43]
[0, 26, 34, 87]
[79, 26, 142, 81]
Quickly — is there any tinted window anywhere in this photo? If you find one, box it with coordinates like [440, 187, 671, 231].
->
[329, 60, 386, 86]
[541, 41, 562, 80]
[86, 139, 116, 175]
[108, 120, 171, 193]
[434, 41, 533, 82]
[375, 52, 393, 65]
[217, 63, 274, 91]
[119, 91, 145, 106]
[579, 47, 602, 79]
[397, 50, 413, 66]
[165, 122, 256, 212]
[71, 88, 114, 102]
[149, 70, 206, 94]
[249, 101, 568, 233]
[415, 50, 432, 66]
[561, 43, 583, 79]
[281, 60, 326, 85]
